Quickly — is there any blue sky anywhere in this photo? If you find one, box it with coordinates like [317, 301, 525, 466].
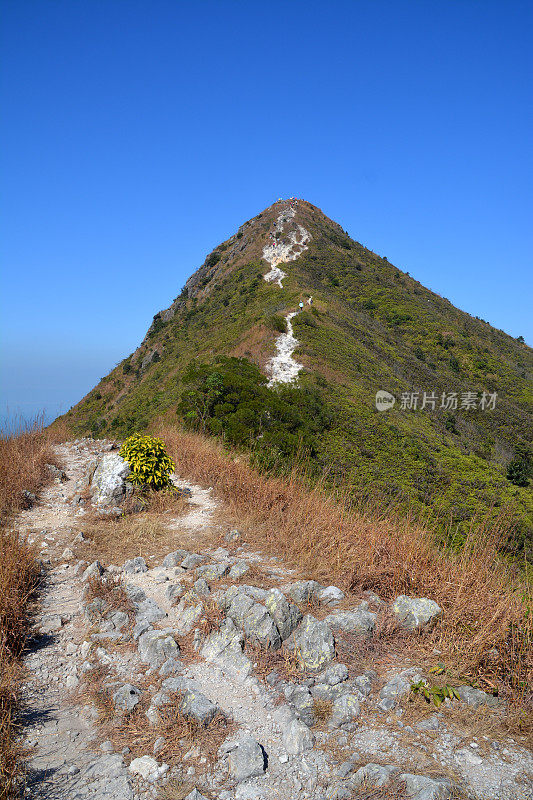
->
[1, 0, 532, 426]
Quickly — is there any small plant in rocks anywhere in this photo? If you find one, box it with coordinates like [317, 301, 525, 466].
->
[119, 434, 175, 490]
[410, 679, 461, 708]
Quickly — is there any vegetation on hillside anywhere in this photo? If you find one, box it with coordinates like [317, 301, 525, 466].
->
[56, 200, 533, 551]
[177, 356, 333, 471]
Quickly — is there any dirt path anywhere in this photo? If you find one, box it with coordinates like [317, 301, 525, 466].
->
[262, 199, 310, 385]
[14, 440, 533, 800]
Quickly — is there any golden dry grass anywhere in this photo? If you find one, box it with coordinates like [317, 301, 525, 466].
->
[0, 418, 61, 798]
[78, 504, 191, 566]
[154, 424, 532, 717]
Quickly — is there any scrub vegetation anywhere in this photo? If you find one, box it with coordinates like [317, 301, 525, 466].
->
[56, 199, 533, 553]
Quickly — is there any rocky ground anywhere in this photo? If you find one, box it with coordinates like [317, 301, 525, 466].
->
[13, 439, 533, 799]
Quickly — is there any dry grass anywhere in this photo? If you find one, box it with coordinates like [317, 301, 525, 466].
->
[245, 640, 308, 684]
[0, 418, 63, 798]
[99, 690, 233, 769]
[154, 425, 532, 719]
[78, 508, 192, 566]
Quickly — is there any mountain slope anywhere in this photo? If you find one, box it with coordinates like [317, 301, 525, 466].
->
[61, 199, 533, 547]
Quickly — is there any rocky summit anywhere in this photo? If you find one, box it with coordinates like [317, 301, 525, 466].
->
[13, 437, 533, 799]
[60, 198, 533, 551]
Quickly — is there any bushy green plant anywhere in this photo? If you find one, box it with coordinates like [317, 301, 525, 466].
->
[410, 679, 461, 708]
[119, 433, 175, 489]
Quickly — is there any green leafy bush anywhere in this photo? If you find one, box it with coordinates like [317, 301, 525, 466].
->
[119, 434, 175, 489]
[507, 444, 532, 488]
[177, 356, 333, 471]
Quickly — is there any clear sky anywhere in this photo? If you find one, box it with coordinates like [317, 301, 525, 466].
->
[1, 0, 532, 426]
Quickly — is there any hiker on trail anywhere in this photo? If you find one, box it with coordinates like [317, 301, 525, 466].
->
[308, 296, 313, 305]
[299, 301, 304, 310]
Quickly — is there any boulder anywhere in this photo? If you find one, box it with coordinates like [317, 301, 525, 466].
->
[228, 737, 267, 782]
[318, 586, 345, 606]
[228, 560, 250, 580]
[174, 596, 204, 635]
[378, 670, 422, 711]
[329, 693, 361, 728]
[138, 629, 180, 668]
[82, 560, 104, 582]
[455, 685, 500, 708]
[113, 684, 142, 713]
[162, 550, 189, 568]
[181, 553, 207, 570]
[284, 580, 322, 605]
[135, 598, 167, 627]
[165, 583, 184, 604]
[317, 663, 349, 686]
[392, 596, 442, 631]
[90, 453, 133, 508]
[282, 717, 315, 754]
[201, 619, 253, 679]
[180, 688, 219, 726]
[288, 685, 315, 727]
[324, 603, 376, 636]
[265, 588, 303, 640]
[351, 763, 396, 789]
[226, 591, 281, 649]
[196, 562, 231, 581]
[128, 756, 168, 782]
[123, 557, 147, 574]
[285, 615, 335, 672]
[399, 773, 453, 800]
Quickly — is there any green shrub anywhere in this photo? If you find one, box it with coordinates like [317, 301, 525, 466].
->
[267, 314, 287, 333]
[119, 434, 175, 489]
[507, 444, 532, 488]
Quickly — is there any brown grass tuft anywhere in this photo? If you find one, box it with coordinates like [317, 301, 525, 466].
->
[0, 418, 58, 798]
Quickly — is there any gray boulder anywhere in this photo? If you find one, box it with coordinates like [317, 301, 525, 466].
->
[265, 588, 303, 640]
[285, 615, 335, 672]
[456, 685, 500, 708]
[162, 550, 189, 568]
[193, 578, 211, 596]
[180, 688, 219, 726]
[284, 580, 322, 605]
[82, 560, 104, 582]
[226, 591, 281, 650]
[181, 553, 207, 569]
[228, 560, 250, 580]
[282, 717, 315, 754]
[91, 453, 133, 508]
[317, 663, 349, 686]
[288, 685, 315, 727]
[399, 773, 453, 800]
[165, 583, 185, 604]
[123, 556, 147, 574]
[329, 693, 361, 728]
[228, 737, 267, 782]
[135, 598, 166, 625]
[174, 595, 204, 635]
[352, 763, 396, 788]
[324, 603, 376, 636]
[318, 586, 345, 606]
[378, 670, 422, 711]
[113, 684, 142, 713]
[138, 629, 180, 668]
[196, 562, 231, 581]
[392, 596, 442, 631]
[201, 619, 252, 679]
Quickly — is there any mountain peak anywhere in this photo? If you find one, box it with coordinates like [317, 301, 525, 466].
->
[63, 200, 533, 547]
